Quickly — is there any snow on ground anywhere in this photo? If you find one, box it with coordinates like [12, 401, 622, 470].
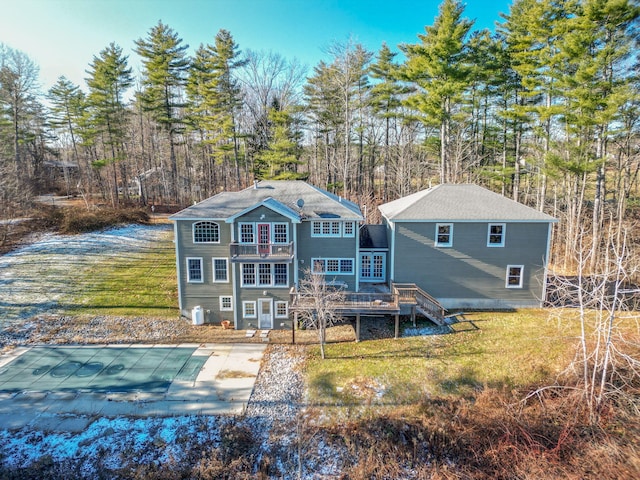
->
[0, 345, 308, 479]
[0, 222, 311, 477]
[0, 224, 171, 325]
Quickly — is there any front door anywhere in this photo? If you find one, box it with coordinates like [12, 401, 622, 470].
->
[258, 223, 270, 255]
[360, 252, 386, 282]
[258, 298, 273, 329]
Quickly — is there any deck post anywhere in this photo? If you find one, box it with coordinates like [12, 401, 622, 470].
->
[394, 313, 399, 339]
[293, 311, 298, 344]
[355, 314, 361, 342]
[411, 305, 416, 327]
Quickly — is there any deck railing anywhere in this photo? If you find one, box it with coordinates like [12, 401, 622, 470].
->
[392, 283, 446, 324]
[289, 287, 399, 313]
[230, 242, 294, 261]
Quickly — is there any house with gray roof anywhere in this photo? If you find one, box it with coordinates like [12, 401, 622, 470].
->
[169, 180, 363, 330]
[169, 181, 556, 331]
[379, 184, 557, 310]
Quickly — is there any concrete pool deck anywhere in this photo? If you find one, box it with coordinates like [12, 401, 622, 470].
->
[0, 343, 266, 432]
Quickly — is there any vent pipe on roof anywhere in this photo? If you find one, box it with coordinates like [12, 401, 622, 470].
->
[254, 179, 258, 189]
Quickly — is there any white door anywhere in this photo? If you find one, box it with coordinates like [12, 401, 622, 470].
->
[360, 252, 386, 282]
[258, 298, 273, 329]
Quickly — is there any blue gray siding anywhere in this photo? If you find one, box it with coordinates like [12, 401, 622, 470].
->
[391, 221, 551, 309]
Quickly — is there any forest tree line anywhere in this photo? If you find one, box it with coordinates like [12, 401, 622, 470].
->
[0, 0, 639, 273]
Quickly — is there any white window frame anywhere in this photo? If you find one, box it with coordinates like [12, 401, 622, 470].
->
[506, 265, 524, 288]
[275, 301, 288, 318]
[219, 296, 233, 311]
[243, 301, 257, 318]
[343, 221, 355, 237]
[311, 220, 342, 238]
[487, 223, 506, 247]
[435, 223, 453, 247]
[273, 223, 289, 243]
[192, 221, 220, 244]
[186, 257, 204, 283]
[241, 263, 289, 287]
[239, 222, 255, 244]
[311, 257, 355, 275]
[212, 258, 229, 283]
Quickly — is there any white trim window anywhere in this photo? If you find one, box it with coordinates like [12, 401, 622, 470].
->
[243, 301, 257, 318]
[487, 223, 506, 247]
[273, 223, 289, 243]
[212, 258, 229, 283]
[275, 301, 288, 318]
[312, 258, 354, 275]
[241, 263, 288, 287]
[343, 221, 355, 237]
[239, 223, 255, 243]
[435, 223, 453, 247]
[506, 265, 524, 288]
[193, 221, 220, 243]
[219, 296, 233, 311]
[311, 220, 341, 237]
[186, 257, 203, 283]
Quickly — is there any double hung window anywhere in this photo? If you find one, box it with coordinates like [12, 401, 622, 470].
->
[506, 265, 524, 288]
[435, 223, 453, 247]
[186, 257, 203, 283]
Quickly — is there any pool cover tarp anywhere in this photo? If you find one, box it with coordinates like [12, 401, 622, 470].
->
[0, 346, 207, 393]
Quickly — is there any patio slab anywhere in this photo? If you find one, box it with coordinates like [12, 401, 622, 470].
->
[0, 343, 267, 431]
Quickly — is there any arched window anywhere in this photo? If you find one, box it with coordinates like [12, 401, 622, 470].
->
[193, 221, 220, 243]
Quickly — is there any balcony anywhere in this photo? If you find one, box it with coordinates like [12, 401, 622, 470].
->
[230, 242, 294, 263]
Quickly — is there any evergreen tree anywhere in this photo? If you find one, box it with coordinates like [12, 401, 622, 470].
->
[135, 22, 190, 202]
[186, 30, 246, 191]
[253, 101, 305, 180]
[84, 42, 133, 206]
[401, 0, 474, 184]
[369, 43, 411, 200]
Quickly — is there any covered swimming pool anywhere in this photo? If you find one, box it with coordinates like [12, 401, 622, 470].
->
[0, 345, 207, 393]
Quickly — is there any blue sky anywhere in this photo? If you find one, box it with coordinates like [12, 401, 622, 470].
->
[1, 0, 513, 93]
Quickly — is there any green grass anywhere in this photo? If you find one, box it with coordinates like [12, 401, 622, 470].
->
[305, 310, 579, 407]
[67, 231, 178, 317]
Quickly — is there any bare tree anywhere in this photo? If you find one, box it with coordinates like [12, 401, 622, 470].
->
[296, 267, 345, 360]
[546, 227, 640, 422]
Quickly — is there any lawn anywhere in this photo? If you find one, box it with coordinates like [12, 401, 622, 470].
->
[304, 310, 579, 407]
[68, 229, 178, 318]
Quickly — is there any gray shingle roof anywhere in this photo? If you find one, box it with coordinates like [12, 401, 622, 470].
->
[379, 184, 557, 222]
[169, 180, 363, 221]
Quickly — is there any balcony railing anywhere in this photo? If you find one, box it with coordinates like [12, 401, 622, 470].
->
[230, 242, 294, 262]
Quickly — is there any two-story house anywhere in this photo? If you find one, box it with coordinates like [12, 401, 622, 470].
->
[169, 180, 363, 330]
[379, 183, 557, 310]
[170, 181, 557, 330]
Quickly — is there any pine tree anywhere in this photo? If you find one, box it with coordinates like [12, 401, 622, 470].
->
[401, 0, 474, 184]
[135, 22, 190, 202]
[253, 101, 305, 180]
[369, 43, 412, 200]
[84, 42, 133, 206]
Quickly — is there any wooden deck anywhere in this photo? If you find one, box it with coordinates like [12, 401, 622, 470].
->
[289, 282, 447, 340]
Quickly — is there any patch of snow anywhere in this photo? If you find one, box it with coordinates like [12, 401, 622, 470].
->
[403, 325, 451, 337]
[0, 224, 171, 325]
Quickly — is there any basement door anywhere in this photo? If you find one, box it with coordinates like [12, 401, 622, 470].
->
[359, 252, 386, 282]
[258, 298, 273, 329]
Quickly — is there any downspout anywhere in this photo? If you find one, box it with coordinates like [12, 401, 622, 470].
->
[541, 222, 554, 307]
[355, 220, 360, 292]
[388, 218, 396, 284]
[293, 222, 299, 286]
[230, 222, 238, 328]
[173, 221, 183, 314]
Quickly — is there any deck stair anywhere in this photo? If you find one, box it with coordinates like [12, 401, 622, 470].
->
[392, 283, 447, 326]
